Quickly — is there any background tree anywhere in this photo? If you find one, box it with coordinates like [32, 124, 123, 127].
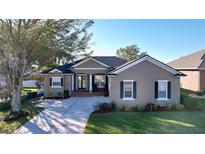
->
[116, 44, 147, 61]
[0, 19, 93, 114]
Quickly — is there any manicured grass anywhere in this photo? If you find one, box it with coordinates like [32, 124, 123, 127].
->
[0, 102, 43, 134]
[85, 91, 205, 134]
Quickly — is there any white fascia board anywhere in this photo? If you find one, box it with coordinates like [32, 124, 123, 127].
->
[113, 57, 147, 74]
[49, 69, 62, 73]
[73, 68, 107, 70]
[72, 57, 110, 68]
[112, 56, 180, 75]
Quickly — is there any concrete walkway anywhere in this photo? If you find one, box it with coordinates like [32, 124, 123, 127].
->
[189, 93, 205, 99]
[14, 96, 110, 134]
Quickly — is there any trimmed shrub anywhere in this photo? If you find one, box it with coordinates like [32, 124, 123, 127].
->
[96, 102, 116, 112]
[145, 103, 159, 112]
[27, 92, 37, 99]
[48, 92, 53, 98]
[64, 90, 69, 98]
[0, 100, 10, 111]
[116, 104, 126, 111]
[137, 103, 145, 112]
[130, 105, 138, 111]
[175, 104, 185, 110]
[166, 103, 173, 110]
[57, 92, 63, 97]
[111, 103, 116, 110]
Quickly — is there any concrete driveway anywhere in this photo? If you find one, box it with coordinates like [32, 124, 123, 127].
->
[14, 96, 110, 134]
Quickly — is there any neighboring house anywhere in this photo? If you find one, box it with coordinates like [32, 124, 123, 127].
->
[168, 49, 205, 92]
[23, 69, 43, 88]
[42, 55, 184, 106]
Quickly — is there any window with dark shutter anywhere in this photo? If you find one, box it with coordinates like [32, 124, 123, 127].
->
[121, 80, 135, 100]
[155, 81, 158, 99]
[120, 81, 123, 98]
[133, 81, 136, 98]
[156, 80, 169, 100]
[50, 78, 52, 87]
[51, 77, 62, 87]
[168, 81, 171, 99]
[61, 77, 63, 86]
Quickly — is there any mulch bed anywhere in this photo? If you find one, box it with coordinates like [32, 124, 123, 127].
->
[93, 109, 201, 114]
[0, 112, 28, 122]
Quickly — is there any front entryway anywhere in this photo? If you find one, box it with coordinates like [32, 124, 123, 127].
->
[72, 73, 109, 96]
[77, 74, 87, 90]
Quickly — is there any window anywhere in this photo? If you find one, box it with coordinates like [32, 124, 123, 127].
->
[158, 80, 168, 99]
[94, 75, 106, 88]
[52, 77, 61, 87]
[124, 81, 133, 98]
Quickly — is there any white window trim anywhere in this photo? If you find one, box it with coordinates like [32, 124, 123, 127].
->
[122, 80, 135, 100]
[51, 77, 62, 88]
[157, 80, 169, 101]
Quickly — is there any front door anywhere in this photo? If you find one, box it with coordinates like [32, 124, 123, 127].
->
[77, 75, 87, 90]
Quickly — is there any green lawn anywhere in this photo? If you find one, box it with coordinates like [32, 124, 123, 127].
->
[85, 92, 205, 134]
[0, 102, 43, 134]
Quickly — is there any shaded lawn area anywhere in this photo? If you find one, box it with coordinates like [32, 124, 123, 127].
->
[0, 102, 43, 134]
[85, 92, 205, 134]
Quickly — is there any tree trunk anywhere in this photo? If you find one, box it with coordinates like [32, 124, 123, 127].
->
[11, 84, 22, 113]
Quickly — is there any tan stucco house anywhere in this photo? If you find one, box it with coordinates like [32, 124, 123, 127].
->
[42, 55, 184, 106]
[168, 49, 205, 92]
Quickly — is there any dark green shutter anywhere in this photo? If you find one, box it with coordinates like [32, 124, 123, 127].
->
[74, 74, 76, 91]
[133, 81, 136, 98]
[120, 81, 124, 98]
[87, 74, 90, 90]
[155, 81, 158, 99]
[168, 81, 171, 99]
[61, 77, 63, 86]
[105, 76, 108, 90]
[50, 78, 52, 86]
[92, 75, 95, 89]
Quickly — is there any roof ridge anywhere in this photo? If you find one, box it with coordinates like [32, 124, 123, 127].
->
[169, 49, 204, 62]
[91, 56, 119, 58]
[180, 48, 205, 58]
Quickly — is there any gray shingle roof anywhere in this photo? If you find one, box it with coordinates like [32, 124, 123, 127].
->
[41, 59, 83, 74]
[41, 56, 127, 74]
[167, 49, 205, 69]
[92, 56, 127, 68]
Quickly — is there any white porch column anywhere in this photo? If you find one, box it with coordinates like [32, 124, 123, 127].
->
[89, 74, 92, 92]
[71, 75, 74, 91]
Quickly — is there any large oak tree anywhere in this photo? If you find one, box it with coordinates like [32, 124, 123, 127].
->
[0, 19, 93, 114]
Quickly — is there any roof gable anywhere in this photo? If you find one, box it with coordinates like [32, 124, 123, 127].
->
[72, 57, 110, 68]
[108, 55, 184, 76]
